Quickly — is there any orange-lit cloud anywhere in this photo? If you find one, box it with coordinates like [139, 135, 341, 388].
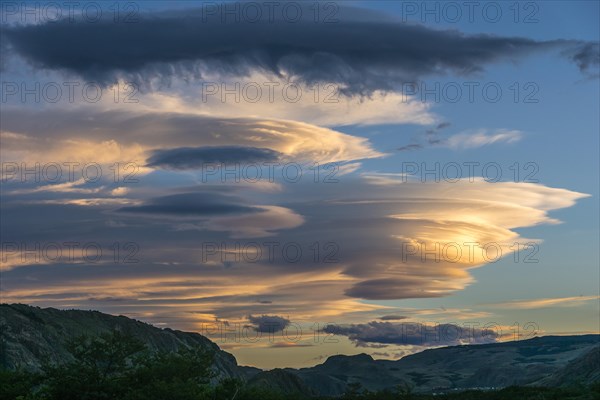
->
[486, 295, 600, 309]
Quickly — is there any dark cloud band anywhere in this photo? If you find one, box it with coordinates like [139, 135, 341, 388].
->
[323, 321, 497, 347]
[248, 314, 291, 333]
[117, 192, 260, 216]
[146, 146, 282, 170]
[3, 5, 597, 93]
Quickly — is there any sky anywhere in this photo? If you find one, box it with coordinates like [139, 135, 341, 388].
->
[0, 0, 598, 369]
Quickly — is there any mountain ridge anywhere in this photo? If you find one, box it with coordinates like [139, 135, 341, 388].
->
[1, 303, 598, 396]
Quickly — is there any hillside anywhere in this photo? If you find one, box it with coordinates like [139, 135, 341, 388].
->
[1, 304, 598, 397]
[534, 346, 600, 387]
[292, 335, 600, 394]
[0, 303, 257, 381]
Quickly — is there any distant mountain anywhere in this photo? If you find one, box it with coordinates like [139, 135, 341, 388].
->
[247, 368, 315, 396]
[534, 346, 600, 387]
[291, 335, 600, 394]
[1, 304, 598, 396]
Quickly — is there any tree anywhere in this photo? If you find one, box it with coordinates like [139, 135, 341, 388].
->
[343, 382, 364, 399]
[0, 368, 42, 400]
[40, 330, 215, 400]
[42, 330, 145, 400]
[123, 346, 214, 400]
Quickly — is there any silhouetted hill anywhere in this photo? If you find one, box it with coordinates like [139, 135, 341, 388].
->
[247, 368, 315, 396]
[534, 345, 600, 387]
[291, 334, 599, 394]
[1, 303, 598, 396]
[0, 303, 257, 381]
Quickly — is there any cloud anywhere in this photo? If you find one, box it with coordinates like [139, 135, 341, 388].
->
[345, 279, 453, 300]
[145, 146, 282, 170]
[193, 205, 305, 238]
[248, 315, 291, 333]
[1, 178, 589, 312]
[119, 74, 436, 127]
[486, 295, 600, 309]
[443, 129, 523, 149]
[322, 321, 498, 347]
[111, 187, 130, 196]
[0, 109, 383, 167]
[372, 352, 391, 357]
[117, 192, 261, 216]
[562, 42, 600, 77]
[2, 5, 596, 93]
[325, 179, 589, 300]
[397, 126, 521, 152]
[0, 2, 595, 367]
[269, 342, 314, 348]
[379, 315, 409, 321]
[0, 173, 589, 332]
[377, 308, 492, 321]
[7, 178, 103, 195]
[360, 172, 409, 186]
[397, 144, 423, 152]
[116, 192, 304, 238]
